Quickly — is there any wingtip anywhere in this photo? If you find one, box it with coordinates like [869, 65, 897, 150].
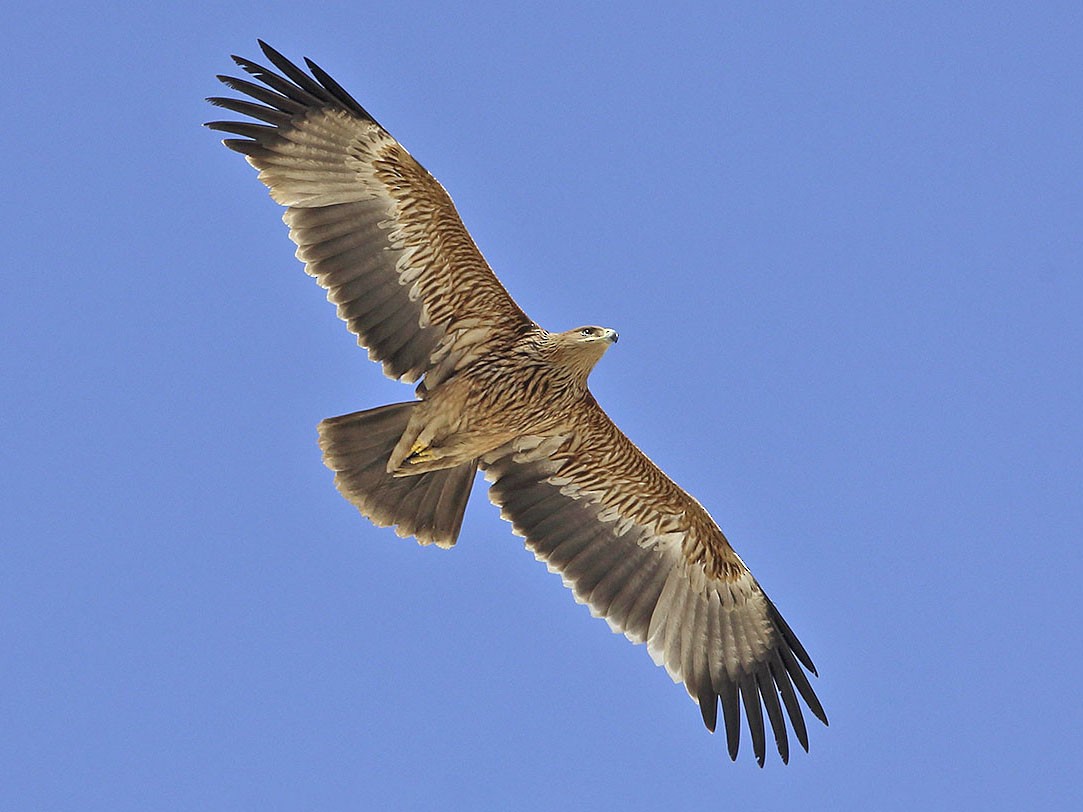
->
[805, 689, 829, 727]
[726, 728, 740, 762]
[698, 694, 718, 734]
[257, 39, 290, 67]
[257, 40, 274, 59]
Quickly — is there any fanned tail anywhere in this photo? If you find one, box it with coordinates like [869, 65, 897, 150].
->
[318, 403, 477, 548]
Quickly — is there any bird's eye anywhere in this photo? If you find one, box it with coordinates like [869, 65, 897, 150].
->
[580, 328, 593, 336]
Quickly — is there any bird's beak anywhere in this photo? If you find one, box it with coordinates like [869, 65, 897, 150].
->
[605, 329, 619, 344]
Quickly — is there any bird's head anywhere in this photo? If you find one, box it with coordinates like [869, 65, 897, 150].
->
[550, 325, 619, 381]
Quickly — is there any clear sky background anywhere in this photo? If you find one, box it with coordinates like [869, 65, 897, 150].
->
[4, 2, 1082, 809]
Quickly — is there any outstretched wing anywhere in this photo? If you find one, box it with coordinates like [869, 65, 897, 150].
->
[207, 41, 533, 386]
[483, 397, 827, 765]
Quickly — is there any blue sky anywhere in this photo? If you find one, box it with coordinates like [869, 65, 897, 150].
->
[4, 2, 1082, 809]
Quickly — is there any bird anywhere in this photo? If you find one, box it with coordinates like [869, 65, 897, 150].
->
[206, 41, 828, 766]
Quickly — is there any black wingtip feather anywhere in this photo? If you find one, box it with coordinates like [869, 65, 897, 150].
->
[256, 41, 329, 101]
[697, 689, 718, 733]
[218, 138, 262, 156]
[717, 675, 741, 761]
[206, 96, 292, 126]
[757, 671, 790, 764]
[764, 592, 818, 676]
[205, 120, 277, 141]
[304, 56, 373, 119]
[214, 74, 309, 114]
[739, 675, 766, 767]
[778, 644, 829, 727]
[771, 656, 810, 753]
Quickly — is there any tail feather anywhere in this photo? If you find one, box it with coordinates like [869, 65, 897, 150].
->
[318, 402, 477, 548]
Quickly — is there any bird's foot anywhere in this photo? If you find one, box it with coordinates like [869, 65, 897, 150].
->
[405, 441, 437, 464]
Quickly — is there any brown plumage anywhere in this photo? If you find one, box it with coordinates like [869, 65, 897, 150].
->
[207, 41, 828, 765]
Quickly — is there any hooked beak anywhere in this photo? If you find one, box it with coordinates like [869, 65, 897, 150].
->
[605, 328, 619, 344]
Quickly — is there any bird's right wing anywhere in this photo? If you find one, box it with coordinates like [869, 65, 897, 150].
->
[483, 396, 826, 765]
[207, 41, 534, 387]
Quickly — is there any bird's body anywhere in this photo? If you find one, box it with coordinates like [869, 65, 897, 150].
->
[388, 326, 617, 475]
[208, 42, 828, 765]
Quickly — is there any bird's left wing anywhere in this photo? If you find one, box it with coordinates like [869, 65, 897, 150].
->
[482, 396, 827, 765]
[207, 42, 534, 387]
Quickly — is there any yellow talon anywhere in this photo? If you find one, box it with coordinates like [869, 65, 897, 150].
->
[407, 441, 436, 463]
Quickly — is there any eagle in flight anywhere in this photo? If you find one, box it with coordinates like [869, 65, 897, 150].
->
[207, 41, 827, 765]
